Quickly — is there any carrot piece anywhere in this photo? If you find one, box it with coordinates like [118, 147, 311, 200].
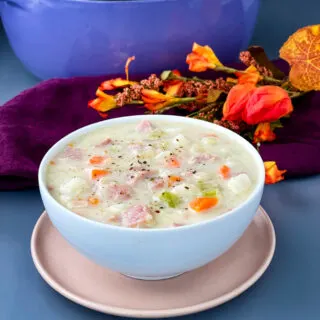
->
[189, 197, 218, 212]
[168, 175, 183, 187]
[88, 197, 100, 205]
[166, 156, 181, 168]
[219, 165, 230, 179]
[49, 160, 56, 165]
[89, 156, 105, 165]
[68, 143, 74, 147]
[91, 169, 109, 179]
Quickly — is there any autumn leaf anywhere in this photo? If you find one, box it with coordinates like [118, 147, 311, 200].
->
[279, 24, 320, 91]
[207, 89, 222, 103]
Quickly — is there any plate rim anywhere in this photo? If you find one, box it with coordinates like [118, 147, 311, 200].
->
[30, 206, 276, 318]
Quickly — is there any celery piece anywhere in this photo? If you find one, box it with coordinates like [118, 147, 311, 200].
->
[202, 189, 218, 197]
[160, 191, 181, 208]
[149, 129, 165, 140]
[197, 181, 218, 197]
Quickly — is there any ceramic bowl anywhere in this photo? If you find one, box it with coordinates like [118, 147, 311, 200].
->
[1, 0, 259, 79]
[38, 115, 265, 280]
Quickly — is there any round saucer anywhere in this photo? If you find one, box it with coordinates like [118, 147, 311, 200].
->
[31, 207, 275, 318]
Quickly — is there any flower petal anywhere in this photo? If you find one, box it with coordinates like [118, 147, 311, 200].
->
[186, 42, 222, 72]
[100, 78, 137, 90]
[88, 92, 117, 112]
[141, 89, 170, 104]
[264, 161, 286, 184]
[222, 84, 255, 121]
[236, 65, 262, 85]
[164, 82, 184, 97]
[242, 86, 293, 125]
[253, 122, 276, 144]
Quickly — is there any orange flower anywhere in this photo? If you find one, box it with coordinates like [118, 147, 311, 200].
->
[141, 89, 179, 111]
[264, 161, 286, 184]
[253, 123, 276, 144]
[222, 84, 255, 121]
[98, 56, 137, 90]
[88, 88, 117, 112]
[163, 70, 184, 96]
[186, 43, 222, 72]
[164, 82, 184, 97]
[236, 65, 262, 85]
[99, 78, 137, 91]
[242, 86, 293, 125]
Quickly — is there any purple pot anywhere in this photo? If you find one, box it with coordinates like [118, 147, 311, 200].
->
[1, 0, 260, 80]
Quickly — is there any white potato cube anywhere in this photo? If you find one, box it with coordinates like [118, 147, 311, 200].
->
[228, 174, 251, 194]
[172, 134, 188, 147]
[201, 136, 218, 146]
[59, 177, 89, 197]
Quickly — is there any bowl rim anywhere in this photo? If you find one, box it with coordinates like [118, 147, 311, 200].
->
[38, 114, 265, 233]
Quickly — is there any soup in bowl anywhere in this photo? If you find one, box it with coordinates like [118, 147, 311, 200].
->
[39, 115, 265, 280]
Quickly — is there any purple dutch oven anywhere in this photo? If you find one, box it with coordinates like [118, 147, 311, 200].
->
[0, 0, 260, 80]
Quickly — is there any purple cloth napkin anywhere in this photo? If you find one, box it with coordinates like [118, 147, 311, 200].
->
[1, 62, 320, 190]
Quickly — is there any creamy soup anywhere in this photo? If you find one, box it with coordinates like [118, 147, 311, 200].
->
[46, 119, 256, 228]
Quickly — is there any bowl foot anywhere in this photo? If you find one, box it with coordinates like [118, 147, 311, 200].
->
[121, 272, 184, 281]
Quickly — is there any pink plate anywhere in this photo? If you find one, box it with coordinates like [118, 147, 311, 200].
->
[31, 207, 275, 318]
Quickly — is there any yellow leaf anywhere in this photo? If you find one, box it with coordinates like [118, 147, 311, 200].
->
[279, 24, 320, 91]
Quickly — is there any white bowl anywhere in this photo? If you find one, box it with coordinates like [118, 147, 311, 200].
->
[38, 115, 265, 280]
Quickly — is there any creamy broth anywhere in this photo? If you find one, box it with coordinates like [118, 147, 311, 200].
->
[46, 120, 256, 228]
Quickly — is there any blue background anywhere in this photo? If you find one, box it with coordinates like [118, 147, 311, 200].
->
[1, 0, 320, 319]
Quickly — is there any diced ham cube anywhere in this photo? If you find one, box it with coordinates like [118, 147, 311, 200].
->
[172, 223, 185, 228]
[136, 120, 153, 133]
[61, 146, 82, 160]
[127, 168, 157, 185]
[128, 143, 143, 151]
[121, 205, 153, 228]
[108, 184, 132, 201]
[189, 153, 215, 164]
[96, 138, 112, 147]
[149, 177, 165, 190]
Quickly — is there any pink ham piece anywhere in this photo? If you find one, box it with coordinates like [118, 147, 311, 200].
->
[149, 177, 165, 190]
[96, 138, 112, 147]
[127, 168, 157, 185]
[121, 205, 153, 228]
[108, 184, 132, 201]
[189, 153, 215, 164]
[61, 146, 82, 160]
[172, 223, 186, 228]
[136, 120, 153, 133]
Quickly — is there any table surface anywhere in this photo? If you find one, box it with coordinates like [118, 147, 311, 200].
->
[1, 1, 320, 319]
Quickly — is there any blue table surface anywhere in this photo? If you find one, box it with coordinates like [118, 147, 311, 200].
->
[1, 1, 320, 319]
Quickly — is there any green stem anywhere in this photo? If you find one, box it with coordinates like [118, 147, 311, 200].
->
[187, 102, 219, 117]
[130, 100, 144, 105]
[169, 66, 283, 85]
[214, 66, 283, 85]
[173, 75, 207, 83]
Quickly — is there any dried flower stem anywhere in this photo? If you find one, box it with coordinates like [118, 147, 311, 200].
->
[214, 66, 283, 85]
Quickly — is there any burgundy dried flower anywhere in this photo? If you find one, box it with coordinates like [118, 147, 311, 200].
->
[140, 74, 163, 90]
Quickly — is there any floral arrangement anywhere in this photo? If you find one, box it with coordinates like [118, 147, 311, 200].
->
[88, 24, 320, 184]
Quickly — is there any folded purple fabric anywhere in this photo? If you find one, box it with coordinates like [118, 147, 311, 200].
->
[0, 62, 320, 190]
